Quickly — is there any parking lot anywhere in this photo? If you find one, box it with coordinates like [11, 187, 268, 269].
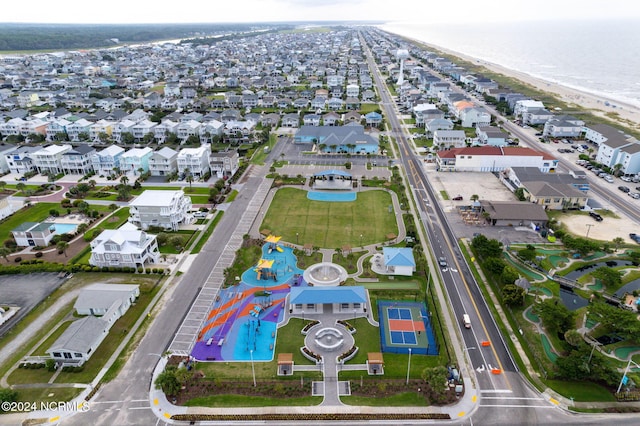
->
[0, 272, 64, 336]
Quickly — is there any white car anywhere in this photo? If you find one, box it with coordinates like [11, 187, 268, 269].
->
[629, 192, 640, 199]
[621, 176, 632, 182]
[604, 175, 614, 183]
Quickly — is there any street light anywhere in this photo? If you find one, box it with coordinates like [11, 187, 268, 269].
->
[250, 349, 256, 387]
[406, 348, 412, 385]
[296, 232, 299, 245]
[360, 234, 363, 247]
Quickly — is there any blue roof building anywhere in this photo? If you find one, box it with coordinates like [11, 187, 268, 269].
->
[382, 247, 416, 276]
[289, 286, 368, 315]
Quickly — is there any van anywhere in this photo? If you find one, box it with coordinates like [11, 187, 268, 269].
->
[462, 314, 471, 329]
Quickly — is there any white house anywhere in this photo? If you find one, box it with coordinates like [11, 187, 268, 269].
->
[89, 223, 160, 268]
[177, 145, 210, 179]
[382, 247, 416, 276]
[31, 144, 72, 174]
[74, 283, 140, 316]
[148, 147, 178, 177]
[434, 130, 466, 149]
[128, 190, 193, 231]
[4, 145, 39, 174]
[47, 316, 111, 367]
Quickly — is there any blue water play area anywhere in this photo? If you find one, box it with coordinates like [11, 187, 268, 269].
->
[307, 191, 357, 202]
[192, 242, 307, 362]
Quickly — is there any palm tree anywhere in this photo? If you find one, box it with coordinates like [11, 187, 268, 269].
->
[57, 241, 69, 257]
[0, 247, 10, 263]
[186, 173, 194, 189]
[470, 194, 480, 202]
[613, 237, 624, 252]
[0, 181, 6, 192]
[16, 182, 25, 193]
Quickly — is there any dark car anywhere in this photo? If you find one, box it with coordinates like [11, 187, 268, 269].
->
[589, 211, 603, 222]
[629, 233, 640, 244]
[618, 186, 631, 193]
[452, 195, 463, 201]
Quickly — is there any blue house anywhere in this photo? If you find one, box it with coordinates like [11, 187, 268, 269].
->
[382, 247, 416, 276]
[294, 125, 379, 154]
[365, 111, 383, 126]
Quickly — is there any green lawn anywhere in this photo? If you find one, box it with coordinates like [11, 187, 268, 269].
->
[0, 202, 59, 242]
[261, 188, 398, 248]
[544, 379, 616, 402]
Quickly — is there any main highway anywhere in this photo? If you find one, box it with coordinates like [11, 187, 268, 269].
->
[360, 29, 640, 425]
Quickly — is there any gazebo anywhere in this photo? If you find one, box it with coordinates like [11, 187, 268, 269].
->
[367, 352, 384, 375]
[312, 169, 353, 190]
[277, 353, 294, 375]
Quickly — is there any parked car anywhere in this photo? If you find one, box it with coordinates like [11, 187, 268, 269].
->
[629, 233, 640, 244]
[452, 195, 463, 201]
[636, 186, 640, 192]
[628, 192, 640, 199]
[589, 211, 603, 221]
[621, 176, 632, 182]
[618, 186, 631, 193]
[604, 175, 614, 183]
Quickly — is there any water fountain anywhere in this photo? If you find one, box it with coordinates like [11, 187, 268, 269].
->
[303, 262, 348, 287]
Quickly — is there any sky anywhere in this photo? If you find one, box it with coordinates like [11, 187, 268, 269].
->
[2, 0, 637, 24]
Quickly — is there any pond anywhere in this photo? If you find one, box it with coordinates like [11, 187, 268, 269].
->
[564, 260, 633, 281]
[614, 278, 640, 298]
[558, 288, 589, 311]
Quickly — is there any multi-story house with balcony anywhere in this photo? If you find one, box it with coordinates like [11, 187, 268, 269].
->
[177, 145, 210, 179]
[210, 150, 239, 179]
[90, 223, 160, 269]
[31, 144, 72, 174]
[128, 190, 193, 231]
[45, 118, 72, 142]
[91, 145, 125, 175]
[131, 119, 157, 142]
[153, 120, 179, 144]
[4, 145, 39, 174]
[148, 147, 178, 177]
[121, 147, 153, 175]
[176, 120, 201, 143]
[60, 145, 96, 175]
[89, 119, 115, 142]
[112, 119, 136, 143]
[66, 118, 93, 142]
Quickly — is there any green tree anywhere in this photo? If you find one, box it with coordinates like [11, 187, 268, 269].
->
[0, 247, 11, 262]
[564, 329, 583, 347]
[518, 245, 537, 262]
[0, 181, 6, 192]
[421, 366, 449, 397]
[612, 237, 625, 251]
[514, 187, 527, 201]
[57, 241, 69, 257]
[154, 366, 180, 396]
[471, 235, 503, 259]
[120, 175, 129, 186]
[589, 302, 640, 341]
[502, 284, 525, 306]
[534, 298, 575, 334]
[16, 182, 25, 193]
[591, 267, 622, 289]
[186, 173, 194, 189]
[0, 387, 18, 406]
[500, 266, 519, 286]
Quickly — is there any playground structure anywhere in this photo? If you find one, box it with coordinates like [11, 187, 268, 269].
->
[265, 234, 284, 253]
[254, 258, 277, 281]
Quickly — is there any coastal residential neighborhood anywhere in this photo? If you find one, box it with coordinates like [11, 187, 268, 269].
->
[0, 23, 640, 425]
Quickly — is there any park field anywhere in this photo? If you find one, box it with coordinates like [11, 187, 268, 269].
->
[261, 188, 398, 248]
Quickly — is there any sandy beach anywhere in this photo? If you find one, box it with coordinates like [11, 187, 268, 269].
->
[400, 36, 640, 130]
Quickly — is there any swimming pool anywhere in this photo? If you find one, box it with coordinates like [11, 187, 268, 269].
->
[51, 223, 78, 234]
[307, 191, 357, 202]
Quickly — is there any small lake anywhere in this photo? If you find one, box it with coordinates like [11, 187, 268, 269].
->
[559, 288, 589, 311]
[564, 260, 633, 281]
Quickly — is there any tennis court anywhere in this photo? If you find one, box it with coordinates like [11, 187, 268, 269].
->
[378, 300, 438, 355]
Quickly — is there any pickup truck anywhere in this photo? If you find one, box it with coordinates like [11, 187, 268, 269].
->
[630, 233, 640, 244]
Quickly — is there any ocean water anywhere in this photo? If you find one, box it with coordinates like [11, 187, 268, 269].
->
[380, 20, 640, 109]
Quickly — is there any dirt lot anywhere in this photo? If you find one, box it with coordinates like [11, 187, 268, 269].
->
[560, 213, 640, 245]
